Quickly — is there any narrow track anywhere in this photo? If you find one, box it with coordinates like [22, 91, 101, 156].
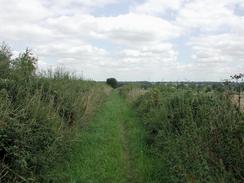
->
[49, 91, 148, 183]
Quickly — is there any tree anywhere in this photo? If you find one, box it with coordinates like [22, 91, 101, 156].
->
[230, 73, 244, 110]
[106, 78, 118, 88]
[0, 43, 12, 78]
[12, 49, 37, 80]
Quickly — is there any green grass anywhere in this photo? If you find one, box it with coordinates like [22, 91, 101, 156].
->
[47, 91, 162, 183]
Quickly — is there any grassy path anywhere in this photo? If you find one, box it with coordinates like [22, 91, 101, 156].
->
[48, 92, 160, 183]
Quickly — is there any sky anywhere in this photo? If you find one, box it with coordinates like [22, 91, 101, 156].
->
[0, 0, 244, 81]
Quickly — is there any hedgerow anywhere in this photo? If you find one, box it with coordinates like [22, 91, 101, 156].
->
[0, 44, 107, 182]
[135, 86, 244, 183]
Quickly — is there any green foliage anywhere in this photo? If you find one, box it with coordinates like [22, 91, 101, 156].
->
[0, 43, 11, 78]
[106, 78, 118, 88]
[135, 86, 244, 183]
[0, 44, 107, 182]
[11, 49, 37, 80]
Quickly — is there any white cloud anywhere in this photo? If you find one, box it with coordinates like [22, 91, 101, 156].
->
[190, 33, 244, 64]
[41, 0, 120, 15]
[0, 24, 54, 41]
[133, 0, 183, 15]
[97, 13, 181, 44]
[47, 0, 118, 8]
[176, 0, 243, 32]
[0, 0, 52, 26]
[46, 13, 181, 46]
[1, 0, 244, 81]
[120, 43, 177, 61]
[186, 33, 244, 80]
[35, 40, 110, 79]
[36, 41, 107, 58]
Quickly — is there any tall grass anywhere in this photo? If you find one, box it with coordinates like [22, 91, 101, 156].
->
[119, 84, 147, 103]
[0, 44, 108, 182]
[135, 86, 244, 183]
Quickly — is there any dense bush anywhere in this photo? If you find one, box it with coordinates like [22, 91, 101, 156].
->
[135, 87, 244, 183]
[0, 45, 107, 182]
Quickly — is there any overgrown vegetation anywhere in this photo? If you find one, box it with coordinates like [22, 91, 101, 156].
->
[135, 86, 244, 182]
[119, 84, 147, 103]
[0, 44, 108, 182]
